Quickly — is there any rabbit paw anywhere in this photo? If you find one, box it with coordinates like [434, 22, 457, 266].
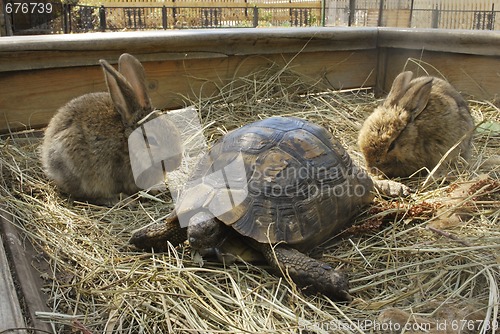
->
[373, 179, 411, 197]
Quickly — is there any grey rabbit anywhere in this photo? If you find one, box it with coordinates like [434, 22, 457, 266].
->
[41, 53, 182, 204]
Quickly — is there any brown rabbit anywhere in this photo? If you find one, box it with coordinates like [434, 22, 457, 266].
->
[378, 304, 485, 334]
[41, 53, 182, 205]
[358, 71, 474, 178]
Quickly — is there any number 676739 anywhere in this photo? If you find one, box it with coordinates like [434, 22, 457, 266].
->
[5, 2, 53, 14]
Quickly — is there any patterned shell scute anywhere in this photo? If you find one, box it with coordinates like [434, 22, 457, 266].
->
[184, 116, 374, 247]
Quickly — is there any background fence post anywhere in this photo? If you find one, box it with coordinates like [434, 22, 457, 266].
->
[348, 0, 355, 26]
[488, 4, 495, 30]
[162, 5, 167, 29]
[320, 0, 325, 26]
[1, 0, 13, 35]
[409, 0, 414, 27]
[431, 4, 439, 28]
[63, 4, 69, 34]
[99, 5, 106, 31]
[0, 0, 7, 35]
[253, 6, 258, 27]
[377, 0, 384, 26]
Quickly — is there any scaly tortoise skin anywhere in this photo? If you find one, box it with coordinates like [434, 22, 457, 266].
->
[131, 116, 405, 301]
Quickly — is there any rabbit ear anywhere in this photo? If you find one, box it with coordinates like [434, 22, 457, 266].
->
[100, 58, 142, 126]
[384, 71, 414, 107]
[118, 53, 152, 111]
[398, 77, 433, 121]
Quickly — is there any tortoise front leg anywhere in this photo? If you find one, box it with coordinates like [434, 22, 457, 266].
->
[258, 243, 352, 302]
[129, 212, 187, 252]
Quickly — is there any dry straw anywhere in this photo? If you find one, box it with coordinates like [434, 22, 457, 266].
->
[0, 62, 498, 334]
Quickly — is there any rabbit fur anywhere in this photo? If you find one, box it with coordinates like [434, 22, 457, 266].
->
[358, 71, 474, 178]
[378, 303, 485, 334]
[41, 53, 181, 204]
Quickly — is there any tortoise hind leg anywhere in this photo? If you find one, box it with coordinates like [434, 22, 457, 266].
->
[129, 212, 187, 252]
[257, 243, 352, 302]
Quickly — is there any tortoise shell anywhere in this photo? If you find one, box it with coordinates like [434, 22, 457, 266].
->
[176, 116, 374, 249]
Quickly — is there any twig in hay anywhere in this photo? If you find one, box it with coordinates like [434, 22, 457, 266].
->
[348, 238, 372, 268]
[72, 319, 94, 334]
[426, 226, 472, 247]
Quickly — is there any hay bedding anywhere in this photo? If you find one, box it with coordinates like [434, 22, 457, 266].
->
[0, 64, 499, 334]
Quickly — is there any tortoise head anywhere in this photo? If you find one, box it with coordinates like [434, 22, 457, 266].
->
[187, 211, 225, 250]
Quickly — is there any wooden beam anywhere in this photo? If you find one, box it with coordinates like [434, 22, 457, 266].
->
[1, 27, 499, 133]
[375, 47, 388, 97]
[0, 49, 378, 132]
[378, 28, 500, 56]
[0, 28, 379, 132]
[0, 208, 53, 333]
[0, 28, 378, 71]
[377, 28, 500, 98]
[381, 48, 500, 100]
[0, 229, 26, 333]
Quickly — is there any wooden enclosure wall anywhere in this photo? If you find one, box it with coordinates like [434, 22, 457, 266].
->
[0, 27, 499, 133]
[377, 28, 500, 99]
[0, 28, 378, 132]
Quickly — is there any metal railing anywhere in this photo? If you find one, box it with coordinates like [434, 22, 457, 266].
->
[4, 2, 320, 34]
[325, 2, 498, 30]
[3, 1, 497, 35]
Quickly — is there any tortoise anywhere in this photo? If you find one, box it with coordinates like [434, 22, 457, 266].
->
[130, 116, 408, 301]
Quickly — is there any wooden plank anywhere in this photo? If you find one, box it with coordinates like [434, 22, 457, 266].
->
[378, 28, 500, 56]
[0, 28, 378, 72]
[0, 230, 26, 333]
[0, 209, 53, 333]
[374, 46, 388, 97]
[381, 48, 500, 99]
[1, 27, 499, 133]
[0, 49, 378, 132]
[0, 28, 379, 132]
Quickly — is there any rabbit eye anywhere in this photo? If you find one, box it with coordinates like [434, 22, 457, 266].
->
[387, 141, 396, 153]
